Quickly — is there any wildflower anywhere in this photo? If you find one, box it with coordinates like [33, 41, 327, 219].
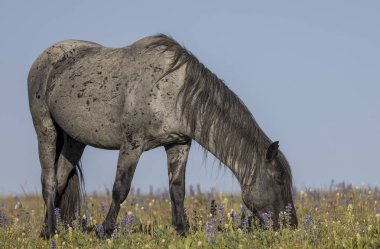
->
[99, 202, 105, 213]
[210, 234, 216, 244]
[0, 209, 8, 227]
[50, 239, 56, 249]
[120, 212, 135, 233]
[205, 219, 216, 244]
[303, 214, 312, 228]
[54, 208, 61, 224]
[210, 199, 217, 217]
[219, 204, 225, 212]
[241, 207, 249, 231]
[107, 238, 112, 245]
[81, 215, 87, 231]
[131, 198, 138, 206]
[229, 210, 237, 222]
[112, 229, 119, 238]
[285, 203, 292, 214]
[261, 212, 271, 227]
[96, 224, 105, 238]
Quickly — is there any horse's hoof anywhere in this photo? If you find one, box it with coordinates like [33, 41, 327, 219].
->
[40, 228, 54, 239]
[95, 224, 113, 239]
[175, 227, 188, 237]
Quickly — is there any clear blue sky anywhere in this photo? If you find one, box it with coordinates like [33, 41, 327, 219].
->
[0, 1, 379, 195]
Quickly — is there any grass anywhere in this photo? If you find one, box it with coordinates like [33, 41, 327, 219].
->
[0, 184, 379, 248]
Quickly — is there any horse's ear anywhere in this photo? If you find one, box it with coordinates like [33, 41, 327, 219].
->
[266, 141, 279, 160]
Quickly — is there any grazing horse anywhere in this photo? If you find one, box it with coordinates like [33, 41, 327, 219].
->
[28, 34, 297, 238]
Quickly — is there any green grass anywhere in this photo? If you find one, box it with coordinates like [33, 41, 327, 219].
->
[0, 185, 379, 248]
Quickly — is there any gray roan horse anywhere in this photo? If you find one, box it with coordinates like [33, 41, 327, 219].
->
[28, 34, 297, 238]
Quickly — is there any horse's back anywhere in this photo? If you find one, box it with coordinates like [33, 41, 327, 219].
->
[28, 37, 188, 150]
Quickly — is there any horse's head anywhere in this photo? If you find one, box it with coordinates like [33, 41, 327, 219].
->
[241, 141, 297, 229]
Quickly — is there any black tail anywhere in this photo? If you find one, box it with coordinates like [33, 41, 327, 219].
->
[54, 128, 85, 226]
[58, 164, 83, 224]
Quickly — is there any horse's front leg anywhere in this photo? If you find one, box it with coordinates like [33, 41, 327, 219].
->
[165, 140, 191, 236]
[98, 143, 143, 238]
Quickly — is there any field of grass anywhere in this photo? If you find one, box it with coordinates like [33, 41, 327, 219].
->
[0, 184, 379, 249]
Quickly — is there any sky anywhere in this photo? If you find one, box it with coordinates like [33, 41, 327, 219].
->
[0, 1, 379, 195]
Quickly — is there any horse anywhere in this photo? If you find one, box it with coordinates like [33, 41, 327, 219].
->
[28, 34, 297, 238]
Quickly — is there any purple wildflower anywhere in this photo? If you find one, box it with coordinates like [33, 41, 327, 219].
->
[120, 213, 135, 233]
[241, 206, 250, 231]
[210, 199, 217, 217]
[205, 221, 216, 244]
[209, 234, 216, 244]
[96, 224, 105, 238]
[230, 210, 237, 222]
[54, 208, 61, 223]
[112, 230, 119, 238]
[303, 214, 312, 228]
[50, 240, 56, 249]
[219, 204, 224, 212]
[0, 209, 8, 227]
[131, 198, 137, 206]
[261, 212, 270, 226]
[99, 202, 105, 213]
[81, 216, 87, 231]
[205, 222, 211, 235]
[285, 203, 293, 214]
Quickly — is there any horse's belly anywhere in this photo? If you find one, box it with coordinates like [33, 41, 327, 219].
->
[47, 79, 124, 149]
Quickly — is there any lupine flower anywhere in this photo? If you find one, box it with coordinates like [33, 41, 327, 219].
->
[205, 221, 216, 244]
[99, 202, 105, 213]
[219, 204, 224, 212]
[210, 199, 217, 217]
[50, 239, 56, 249]
[0, 209, 8, 227]
[303, 214, 312, 228]
[230, 210, 237, 222]
[209, 234, 216, 244]
[112, 230, 119, 238]
[81, 215, 87, 231]
[120, 212, 135, 233]
[260, 212, 270, 226]
[96, 224, 105, 238]
[241, 206, 249, 231]
[285, 203, 293, 214]
[54, 208, 61, 224]
[131, 199, 138, 206]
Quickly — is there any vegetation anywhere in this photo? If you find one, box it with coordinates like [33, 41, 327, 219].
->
[0, 184, 379, 248]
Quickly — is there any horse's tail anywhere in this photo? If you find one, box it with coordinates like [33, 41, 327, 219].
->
[55, 130, 85, 225]
[59, 162, 84, 225]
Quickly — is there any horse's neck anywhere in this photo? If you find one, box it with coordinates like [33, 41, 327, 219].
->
[192, 124, 255, 186]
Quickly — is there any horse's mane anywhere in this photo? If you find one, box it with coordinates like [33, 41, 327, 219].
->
[145, 34, 292, 187]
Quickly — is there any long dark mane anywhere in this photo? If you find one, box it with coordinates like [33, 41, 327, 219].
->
[146, 34, 292, 187]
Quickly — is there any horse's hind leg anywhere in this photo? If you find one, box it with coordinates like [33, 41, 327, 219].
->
[165, 140, 191, 236]
[30, 108, 58, 238]
[55, 134, 85, 225]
